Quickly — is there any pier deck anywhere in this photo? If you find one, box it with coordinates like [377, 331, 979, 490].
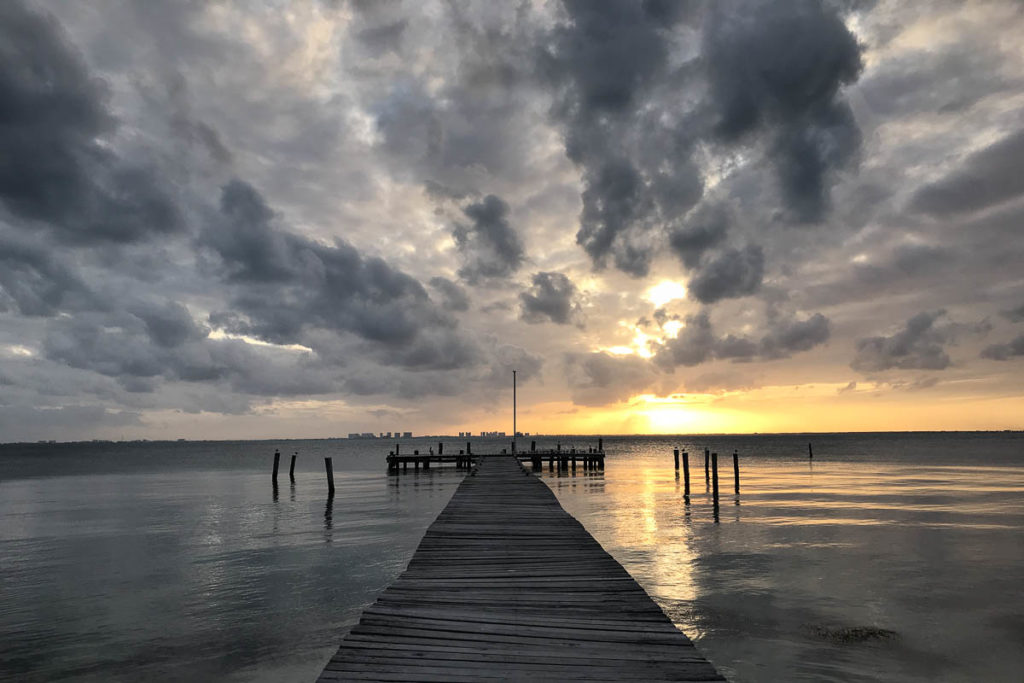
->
[318, 455, 724, 682]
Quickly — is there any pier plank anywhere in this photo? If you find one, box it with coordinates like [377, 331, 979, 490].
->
[317, 455, 724, 682]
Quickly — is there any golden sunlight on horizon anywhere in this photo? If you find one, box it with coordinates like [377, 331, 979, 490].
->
[515, 388, 1024, 436]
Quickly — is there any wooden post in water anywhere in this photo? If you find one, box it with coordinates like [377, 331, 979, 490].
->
[682, 451, 690, 501]
[438, 442, 443, 456]
[808, 442, 813, 459]
[598, 437, 603, 453]
[733, 450, 740, 494]
[272, 449, 280, 482]
[673, 448, 680, 471]
[711, 452, 719, 519]
[704, 448, 710, 483]
[289, 452, 297, 482]
[325, 457, 335, 496]
[467, 441, 471, 456]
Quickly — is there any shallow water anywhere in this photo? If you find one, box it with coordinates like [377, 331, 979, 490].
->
[540, 433, 1024, 682]
[1, 433, 1022, 681]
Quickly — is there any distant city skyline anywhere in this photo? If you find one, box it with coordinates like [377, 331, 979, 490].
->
[2, 1, 1023, 441]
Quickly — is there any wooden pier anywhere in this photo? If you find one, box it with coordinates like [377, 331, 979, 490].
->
[387, 445, 605, 474]
[319, 455, 724, 682]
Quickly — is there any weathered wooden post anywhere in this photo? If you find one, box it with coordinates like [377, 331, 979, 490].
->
[733, 450, 740, 494]
[531, 440, 536, 453]
[674, 448, 680, 471]
[325, 457, 335, 496]
[704, 448, 710, 483]
[711, 452, 719, 519]
[272, 449, 280, 482]
[438, 442, 443, 456]
[598, 437, 603, 452]
[808, 442, 813, 459]
[467, 441, 472, 455]
[396, 443, 400, 456]
[289, 452, 297, 482]
[682, 451, 690, 501]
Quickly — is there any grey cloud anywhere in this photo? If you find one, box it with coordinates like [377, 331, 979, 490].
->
[130, 300, 208, 349]
[669, 203, 729, 269]
[520, 272, 582, 326]
[564, 351, 660, 406]
[851, 310, 952, 372]
[356, 19, 407, 56]
[910, 129, 1024, 217]
[760, 313, 830, 358]
[429, 277, 470, 312]
[1001, 303, 1024, 323]
[705, 0, 863, 221]
[837, 380, 857, 394]
[0, 405, 141, 441]
[715, 335, 759, 360]
[860, 43, 1012, 117]
[540, 1, 703, 276]
[655, 311, 717, 368]
[0, 232, 96, 316]
[980, 334, 1024, 361]
[689, 245, 764, 304]
[453, 195, 525, 283]
[0, 1, 183, 243]
[655, 308, 830, 368]
[203, 179, 482, 372]
[42, 313, 338, 397]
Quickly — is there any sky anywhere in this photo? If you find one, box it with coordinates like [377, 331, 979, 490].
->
[2, 0, 1023, 441]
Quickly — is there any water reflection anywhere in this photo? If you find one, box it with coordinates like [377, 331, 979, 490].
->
[324, 494, 334, 542]
[543, 442, 1024, 683]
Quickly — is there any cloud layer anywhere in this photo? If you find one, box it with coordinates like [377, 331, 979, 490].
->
[1, 0, 1022, 439]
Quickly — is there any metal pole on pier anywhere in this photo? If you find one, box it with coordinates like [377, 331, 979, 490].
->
[325, 457, 335, 496]
[682, 452, 690, 502]
[711, 452, 720, 521]
[512, 369, 517, 455]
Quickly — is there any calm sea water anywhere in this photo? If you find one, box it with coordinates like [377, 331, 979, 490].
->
[1, 433, 1022, 682]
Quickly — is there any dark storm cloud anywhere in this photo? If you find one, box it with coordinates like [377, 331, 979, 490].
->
[669, 203, 729, 269]
[564, 351, 660, 406]
[688, 245, 765, 304]
[0, 1, 183, 243]
[129, 300, 208, 349]
[760, 313, 830, 359]
[42, 313, 337, 396]
[909, 129, 1024, 217]
[655, 308, 830, 368]
[203, 179, 477, 370]
[851, 310, 952, 372]
[453, 195, 525, 283]
[520, 272, 582, 326]
[540, 0, 703, 276]
[428, 277, 470, 312]
[980, 335, 1024, 361]
[0, 232, 96, 316]
[704, 0, 863, 221]
[1001, 303, 1024, 323]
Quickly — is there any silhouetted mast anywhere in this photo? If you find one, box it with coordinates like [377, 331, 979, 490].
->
[512, 369, 517, 454]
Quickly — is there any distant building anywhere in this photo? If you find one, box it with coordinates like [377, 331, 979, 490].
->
[402, 431, 413, 438]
